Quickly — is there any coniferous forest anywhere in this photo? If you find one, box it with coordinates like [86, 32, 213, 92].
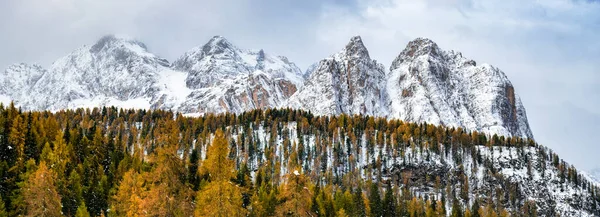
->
[0, 102, 598, 217]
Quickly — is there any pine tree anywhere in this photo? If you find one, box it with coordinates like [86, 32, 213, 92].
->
[369, 183, 382, 217]
[142, 143, 194, 216]
[336, 208, 350, 217]
[353, 187, 367, 217]
[383, 182, 397, 217]
[469, 199, 480, 217]
[250, 180, 277, 217]
[9, 115, 25, 167]
[0, 198, 7, 217]
[196, 129, 246, 217]
[451, 198, 463, 217]
[75, 202, 91, 217]
[436, 199, 446, 217]
[63, 169, 84, 216]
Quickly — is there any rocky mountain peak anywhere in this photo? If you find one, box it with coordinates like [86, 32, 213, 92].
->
[342, 36, 370, 59]
[386, 37, 533, 139]
[390, 37, 442, 71]
[201, 35, 237, 56]
[90, 35, 149, 54]
[288, 35, 387, 116]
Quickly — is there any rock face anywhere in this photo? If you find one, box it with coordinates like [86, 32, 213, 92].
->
[386, 38, 533, 138]
[288, 36, 388, 117]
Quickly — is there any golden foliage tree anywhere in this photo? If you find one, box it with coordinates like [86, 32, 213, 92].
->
[23, 161, 62, 217]
[111, 169, 146, 216]
[196, 129, 246, 217]
[275, 169, 314, 217]
[142, 143, 194, 216]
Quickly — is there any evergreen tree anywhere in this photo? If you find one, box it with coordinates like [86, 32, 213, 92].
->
[75, 202, 91, 217]
[0, 198, 7, 217]
[369, 183, 382, 217]
[111, 169, 145, 216]
[471, 199, 481, 217]
[353, 187, 367, 217]
[382, 182, 397, 217]
[451, 198, 463, 217]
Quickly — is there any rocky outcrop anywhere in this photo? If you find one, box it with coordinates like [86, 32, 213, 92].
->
[287, 36, 388, 117]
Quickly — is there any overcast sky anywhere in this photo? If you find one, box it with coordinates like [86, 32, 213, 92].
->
[0, 0, 598, 171]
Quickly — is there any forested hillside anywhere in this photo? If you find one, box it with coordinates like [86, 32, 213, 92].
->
[0, 103, 597, 216]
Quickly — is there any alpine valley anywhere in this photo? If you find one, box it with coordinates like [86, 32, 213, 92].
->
[0, 35, 598, 216]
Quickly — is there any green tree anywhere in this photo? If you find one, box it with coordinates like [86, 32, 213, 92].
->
[368, 183, 382, 217]
[75, 202, 91, 217]
[0, 198, 7, 217]
[382, 183, 397, 217]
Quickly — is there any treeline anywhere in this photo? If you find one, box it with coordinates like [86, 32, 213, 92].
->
[0, 102, 597, 216]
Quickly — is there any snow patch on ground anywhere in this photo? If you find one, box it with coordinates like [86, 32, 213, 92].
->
[69, 97, 151, 110]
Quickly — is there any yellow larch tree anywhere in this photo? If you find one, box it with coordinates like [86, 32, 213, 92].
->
[274, 168, 315, 217]
[196, 129, 246, 217]
[23, 161, 62, 217]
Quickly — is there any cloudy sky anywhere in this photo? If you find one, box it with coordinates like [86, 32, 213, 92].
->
[0, 0, 598, 171]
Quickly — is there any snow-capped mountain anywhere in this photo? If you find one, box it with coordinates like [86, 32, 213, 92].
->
[173, 36, 303, 89]
[1, 35, 178, 110]
[288, 36, 388, 116]
[172, 36, 303, 114]
[387, 38, 533, 138]
[287, 36, 532, 139]
[0, 35, 303, 114]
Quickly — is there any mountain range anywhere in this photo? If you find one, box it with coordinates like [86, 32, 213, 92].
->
[2, 35, 600, 216]
[0, 34, 532, 139]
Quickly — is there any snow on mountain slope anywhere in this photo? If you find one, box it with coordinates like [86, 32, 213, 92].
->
[0, 63, 46, 105]
[287, 36, 388, 116]
[14, 35, 172, 110]
[172, 36, 303, 114]
[177, 70, 297, 114]
[387, 38, 533, 138]
[228, 121, 599, 216]
[173, 36, 304, 89]
[0, 95, 10, 106]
